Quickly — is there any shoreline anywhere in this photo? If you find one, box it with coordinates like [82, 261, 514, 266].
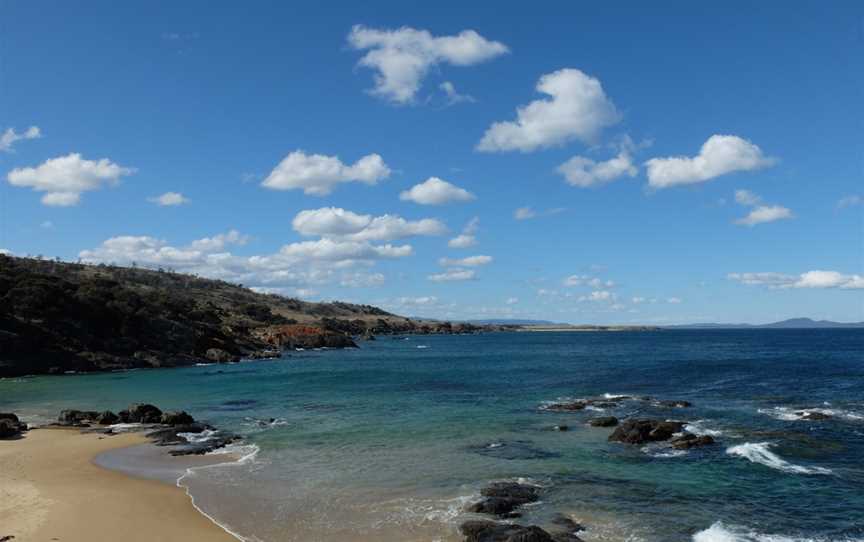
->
[0, 427, 240, 542]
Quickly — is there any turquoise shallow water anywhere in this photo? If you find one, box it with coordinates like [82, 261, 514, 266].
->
[3, 330, 864, 541]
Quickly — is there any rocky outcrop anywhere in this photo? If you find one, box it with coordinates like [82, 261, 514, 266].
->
[120, 404, 163, 424]
[0, 413, 27, 439]
[588, 416, 618, 427]
[460, 520, 583, 542]
[669, 433, 715, 449]
[466, 482, 541, 518]
[253, 324, 357, 350]
[160, 411, 194, 425]
[58, 409, 100, 426]
[607, 419, 685, 444]
[96, 410, 119, 425]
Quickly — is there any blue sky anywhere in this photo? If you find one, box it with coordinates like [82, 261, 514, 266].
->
[2, 0, 862, 324]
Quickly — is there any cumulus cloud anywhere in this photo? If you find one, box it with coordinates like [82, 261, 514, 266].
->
[732, 189, 792, 226]
[262, 150, 390, 196]
[0, 126, 41, 152]
[557, 150, 637, 187]
[448, 216, 480, 248]
[837, 195, 863, 209]
[79, 230, 408, 291]
[347, 25, 508, 104]
[292, 207, 446, 242]
[7, 153, 135, 206]
[735, 205, 793, 226]
[563, 275, 614, 288]
[514, 206, 565, 220]
[149, 192, 189, 206]
[477, 68, 621, 153]
[506, 297, 519, 305]
[438, 255, 493, 267]
[400, 177, 475, 205]
[440, 81, 475, 105]
[428, 268, 476, 282]
[578, 290, 615, 302]
[645, 135, 775, 189]
[728, 271, 864, 290]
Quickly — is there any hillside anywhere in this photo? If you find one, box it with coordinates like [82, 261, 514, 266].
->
[666, 318, 864, 329]
[0, 255, 479, 377]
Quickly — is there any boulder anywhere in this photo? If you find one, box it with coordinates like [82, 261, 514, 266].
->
[0, 419, 21, 439]
[460, 520, 555, 542]
[57, 409, 99, 425]
[161, 411, 195, 425]
[467, 482, 541, 518]
[124, 403, 163, 423]
[797, 411, 831, 421]
[670, 433, 715, 449]
[588, 416, 618, 427]
[205, 348, 238, 363]
[95, 411, 119, 425]
[0, 413, 19, 424]
[608, 419, 685, 444]
[656, 400, 692, 408]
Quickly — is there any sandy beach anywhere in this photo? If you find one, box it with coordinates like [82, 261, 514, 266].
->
[0, 427, 237, 542]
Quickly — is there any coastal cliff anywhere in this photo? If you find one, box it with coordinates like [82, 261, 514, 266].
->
[0, 255, 480, 377]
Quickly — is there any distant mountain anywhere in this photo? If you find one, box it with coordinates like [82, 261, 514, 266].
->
[667, 318, 864, 329]
[462, 319, 559, 326]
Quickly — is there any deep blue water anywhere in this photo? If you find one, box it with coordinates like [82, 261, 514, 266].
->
[2, 330, 863, 541]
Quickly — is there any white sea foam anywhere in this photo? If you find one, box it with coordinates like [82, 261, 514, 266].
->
[759, 406, 864, 422]
[107, 422, 148, 432]
[641, 443, 687, 458]
[684, 420, 723, 437]
[693, 521, 864, 542]
[416, 345, 430, 349]
[726, 443, 833, 475]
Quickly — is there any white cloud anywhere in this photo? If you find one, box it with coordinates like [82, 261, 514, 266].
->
[735, 205, 793, 226]
[440, 81, 475, 105]
[506, 297, 519, 305]
[40, 220, 54, 229]
[563, 275, 614, 288]
[732, 189, 792, 226]
[837, 195, 863, 209]
[477, 68, 621, 153]
[438, 255, 493, 267]
[667, 297, 683, 304]
[514, 207, 536, 220]
[400, 177, 475, 205]
[7, 153, 135, 206]
[734, 189, 761, 206]
[578, 290, 615, 302]
[728, 270, 864, 290]
[428, 268, 476, 282]
[448, 217, 480, 247]
[149, 191, 189, 206]
[395, 296, 439, 306]
[347, 25, 508, 104]
[79, 230, 408, 291]
[557, 150, 637, 187]
[0, 249, 12, 255]
[645, 135, 775, 189]
[631, 296, 646, 304]
[292, 207, 446, 242]
[563, 274, 588, 287]
[262, 150, 390, 196]
[0, 126, 41, 152]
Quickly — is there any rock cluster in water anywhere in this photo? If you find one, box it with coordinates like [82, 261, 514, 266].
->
[461, 482, 584, 542]
[53, 404, 239, 455]
[0, 413, 28, 439]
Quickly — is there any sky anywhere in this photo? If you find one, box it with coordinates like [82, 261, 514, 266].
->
[2, 0, 863, 324]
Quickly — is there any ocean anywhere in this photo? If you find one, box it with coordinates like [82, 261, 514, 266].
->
[2, 329, 863, 542]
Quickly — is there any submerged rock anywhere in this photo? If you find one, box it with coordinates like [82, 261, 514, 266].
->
[469, 440, 560, 460]
[466, 481, 541, 518]
[542, 401, 587, 411]
[796, 411, 831, 421]
[655, 400, 692, 408]
[460, 520, 582, 542]
[669, 433, 715, 450]
[588, 416, 618, 427]
[553, 425, 569, 432]
[608, 419, 685, 444]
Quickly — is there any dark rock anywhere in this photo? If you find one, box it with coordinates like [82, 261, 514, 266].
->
[205, 348, 238, 363]
[797, 411, 831, 421]
[553, 425, 569, 431]
[0, 419, 21, 439]
[588, 416, 618, 427]
[542, 401, 586, 411]
[168, 433, 240, 456]
[57, 409, 99, 425]
[0, 413, 20, 424]
[467, 482, 541, 518]
[656, 400, 692, 408]
[669, 433, 715, 449]
[95, 410, 119, 425]
[146, 422, 212, 446]
[460, 520, 556, 542]
[125, 403, 163, 423]
[160, 411, 194, 425]
[608, 419, 685, 444]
